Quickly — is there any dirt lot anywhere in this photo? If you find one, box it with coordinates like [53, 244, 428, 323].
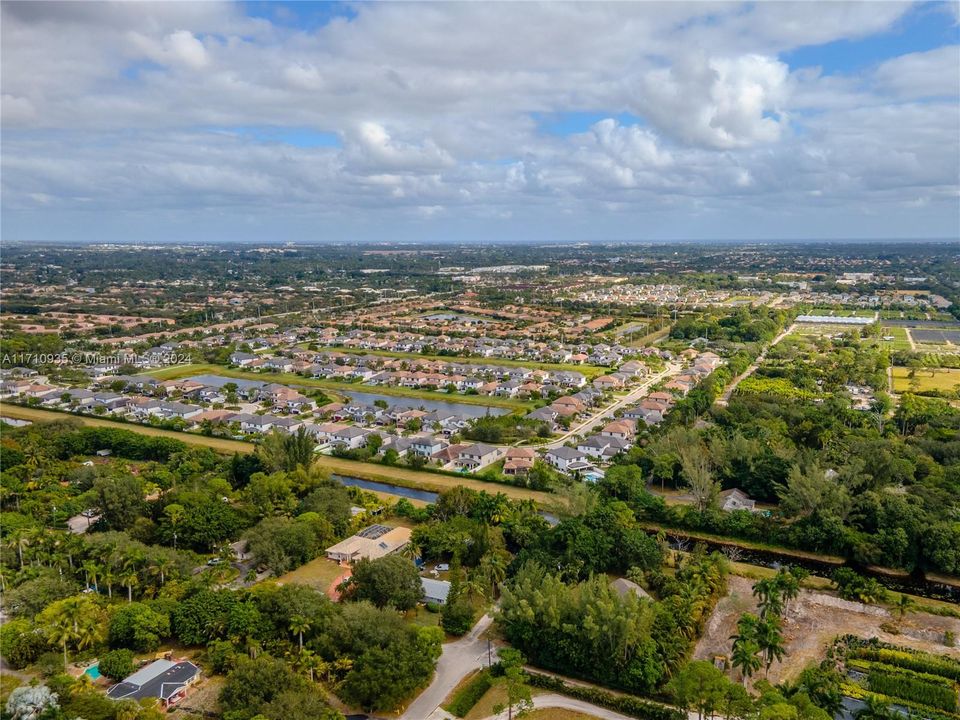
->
[694, 575, 960, 687]
[172, 675, 224, 718]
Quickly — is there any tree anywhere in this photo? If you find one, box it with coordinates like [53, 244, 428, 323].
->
[289, 615, 311, 650]
[679, 445, 718, 512]
[494, 649, 533, 720]
[5, 685, 60, 720]
[258, 428, 316, 474]
[337, 625, 442, 712]
[108, 602, 170, 652]
[365, 433, 383, 455]
[730, 614, 763, 683]
[891, 593, 916, 626]
[162, 503, 185, 549]
[93, 472, 144, 529]
[755, 616, 786, 677]
[99, 648, 135, 680]
[341, 554, 423, 611]
[667, 660, 729, 720]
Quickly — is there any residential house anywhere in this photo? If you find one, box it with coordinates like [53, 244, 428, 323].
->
[325, 525, 412, 563]
[456, 443, 503, 471]
[545, 446, 588, 472]
[601, 420, 635, 441]
[106, 659, 200, 707]
[229, 352, 258, 367]
[329, 426, 370, 449]
[719, 488, 757, 512]
[410, 433, 448, 457]
[503, 447, 536, 476]
[421, 578, 452, 605]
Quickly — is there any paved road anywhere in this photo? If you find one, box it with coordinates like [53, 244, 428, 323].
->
[715, 324, 795, 406]
[400, 613, 496, 720]
[543, 363, 682, 449]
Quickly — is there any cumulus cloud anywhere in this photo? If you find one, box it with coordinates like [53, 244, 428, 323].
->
[632, 53, 790, 149]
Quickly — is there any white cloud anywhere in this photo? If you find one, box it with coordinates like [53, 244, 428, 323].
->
[873, 45, 960, 99]
[633, 53, 790, 149]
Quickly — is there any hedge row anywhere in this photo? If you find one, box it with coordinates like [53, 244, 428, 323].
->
[526, 671, 683, 720]
[848, 660, 958, 690]
[841, 682, 959, 720]
[851, 647, 960, 682]
[446, 670, 494, 718]
[868, 670, 958, 713]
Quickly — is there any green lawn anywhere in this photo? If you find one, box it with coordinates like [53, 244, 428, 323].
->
[276, 556, 346, 593]
[880, 327, 912, 351]
[140, 363, 532, 411]
[300, 345, 611, 379]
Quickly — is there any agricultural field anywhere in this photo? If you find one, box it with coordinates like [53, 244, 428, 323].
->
[879, 326, 912, 351]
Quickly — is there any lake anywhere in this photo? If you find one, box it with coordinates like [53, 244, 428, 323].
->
[344, 390, 509, 419]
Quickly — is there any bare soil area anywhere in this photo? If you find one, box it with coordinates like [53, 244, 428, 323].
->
[695, 575, 960, 686]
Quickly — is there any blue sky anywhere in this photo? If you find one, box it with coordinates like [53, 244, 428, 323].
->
[1, 1, 957, 243]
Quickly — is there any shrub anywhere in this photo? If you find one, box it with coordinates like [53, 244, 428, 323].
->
[526, 672, 684, 720]
[446, 670, 493, 717]
[850, 646, 960, 682]
[867, 670, 958, 712]
[98, 649, 135, 681]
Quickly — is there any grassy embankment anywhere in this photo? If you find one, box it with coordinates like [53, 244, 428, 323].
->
[300, 345, 612, 379]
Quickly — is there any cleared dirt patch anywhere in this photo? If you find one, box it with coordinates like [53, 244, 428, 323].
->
[695, 575, 960, 687]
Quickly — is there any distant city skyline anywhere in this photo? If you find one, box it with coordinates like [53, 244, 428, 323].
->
[2, 0, 958, 243]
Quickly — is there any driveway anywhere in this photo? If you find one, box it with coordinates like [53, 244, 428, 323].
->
[399, 613, 496, 720]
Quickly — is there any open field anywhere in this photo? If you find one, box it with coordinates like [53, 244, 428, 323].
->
[880, 326, 912, 351]
[694, 575, 960, 688]
[810, 308, 877, 318]
[276, 555, 346, 595]
[891, 366, 960, 393]
[0, 404, 554, 504]
[142, 363, 532, 410]
[304, 345, 612, 379]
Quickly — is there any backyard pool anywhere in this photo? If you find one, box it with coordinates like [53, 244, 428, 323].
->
[84, 664, 101, 680]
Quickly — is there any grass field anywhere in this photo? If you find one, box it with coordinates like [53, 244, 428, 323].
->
[880, 326, 912, 351]
[891, 367, 960, 393]
[810, 308, 877, 318]
[275, 555, 345, 593]
[302, 345, 611, 379]
[142, 363, 532, 411]
[0, 404, 554, 505]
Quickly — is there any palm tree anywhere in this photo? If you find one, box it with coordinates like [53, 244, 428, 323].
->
[479, 552, 508, 598]
[163, 503, 185, 550]
[730, 614, 763, 684]
[892, 593, 917, 626]
[289, 615, 311, 650]
[47, 618, 78, 667]
[81, 561, 101, 591]
[755, 616, 786, 677]
[149, 556, 176, 587]
[101, 567, 116, 598]
[856, 696, 896, 720]
[120, 569, 139, 602]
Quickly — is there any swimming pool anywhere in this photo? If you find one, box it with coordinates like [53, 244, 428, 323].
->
[84, 664, 101, 680]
